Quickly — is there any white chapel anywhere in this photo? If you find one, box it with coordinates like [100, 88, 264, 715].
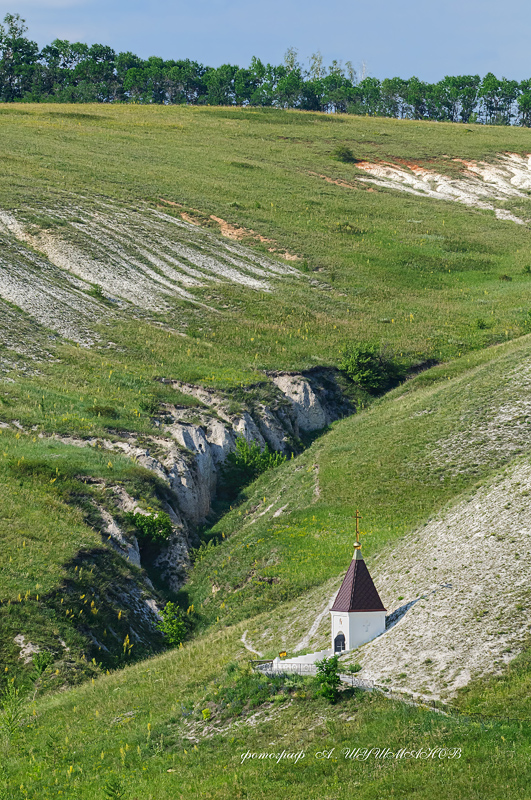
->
[329, 513, 386, 654]
[269, 511, 387, 671]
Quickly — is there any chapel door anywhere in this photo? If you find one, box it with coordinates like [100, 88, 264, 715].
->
[334, 633, 345, 653]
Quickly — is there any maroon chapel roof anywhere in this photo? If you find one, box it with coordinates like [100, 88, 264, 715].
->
[331, 552, 386, 613]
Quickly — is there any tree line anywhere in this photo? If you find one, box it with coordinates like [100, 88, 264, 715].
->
[2, 13, 530, 125]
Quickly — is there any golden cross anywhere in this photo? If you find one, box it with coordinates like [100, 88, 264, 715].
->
[354, 509, 362, 547]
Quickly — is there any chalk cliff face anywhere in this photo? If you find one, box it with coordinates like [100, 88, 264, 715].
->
[270, 373, 335, 432]
[114, 369, 354, 589]
[41, 369, 354, 591]
[157, 368, 354, 526]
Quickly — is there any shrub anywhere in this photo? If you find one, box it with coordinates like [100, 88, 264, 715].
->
[87, 283, 105, 300]
[221, 436, 286, 496]
[139, 396, 161, 415]
[124, 510, 172, 543]
[0, 685, 24, 744]
[335, 222, 366, 235]
[156, 601, 187, 646]
[332, 144, 357, 163]
[345, 663, 362, 675]
[315, 655, 341, 704]
[29, 651, 54, 682]
[103, 777, 126, 800]
[339, 343, 406, 395]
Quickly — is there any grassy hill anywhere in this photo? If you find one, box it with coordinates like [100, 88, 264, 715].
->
[186, 334, 531, 631]
[2, 105, 531, 797]
[2, 104, 531, 440]
[3, 592, 531, 800]
[4, 333, 531, 799]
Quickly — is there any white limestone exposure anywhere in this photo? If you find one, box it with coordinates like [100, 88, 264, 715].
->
[271, 374, 328, 432]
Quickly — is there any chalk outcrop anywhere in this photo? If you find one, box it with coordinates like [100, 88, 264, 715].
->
[154, 368, 353, 534]
[24, 368, 354, 592]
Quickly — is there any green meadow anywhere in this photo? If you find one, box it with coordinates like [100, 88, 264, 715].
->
[3, 619, 531, 800]
[1, 105, 531, 797]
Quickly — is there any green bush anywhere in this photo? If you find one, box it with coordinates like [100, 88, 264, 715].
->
[29, 651, 54, 682]
[124, 510, 172, 543]
[139, 396, 161, 415]
[103, 777, 126, 800]
[87, 283, 105, 300]
[221, 436, 286, 496]
[315, 655, 341, 704]
[156, 601, 187, 646]
[339, 343, 406, 395]
[0, 685, 24, 744]
[332, 144, 357, 163]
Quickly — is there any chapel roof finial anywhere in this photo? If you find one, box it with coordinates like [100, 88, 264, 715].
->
[354, 509, 363, 559]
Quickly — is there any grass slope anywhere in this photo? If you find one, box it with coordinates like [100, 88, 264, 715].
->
[4, 334, 531, 797]
[3, 614, 531, 800]
[2, 105, 531, 388]
[0, 428, 173, 681]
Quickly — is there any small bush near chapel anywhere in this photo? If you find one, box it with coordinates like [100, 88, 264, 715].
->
[315, 655, 341, 704]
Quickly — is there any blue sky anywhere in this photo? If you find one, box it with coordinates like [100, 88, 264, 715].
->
[1, 0, 530, 81]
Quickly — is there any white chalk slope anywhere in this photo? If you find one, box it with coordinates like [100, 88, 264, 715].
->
[357, 152, 531, 224]
[0, 197, 299, 349]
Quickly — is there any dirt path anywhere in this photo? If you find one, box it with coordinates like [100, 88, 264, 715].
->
[293, 590, 338, 653]
[241, 630, 263, 657]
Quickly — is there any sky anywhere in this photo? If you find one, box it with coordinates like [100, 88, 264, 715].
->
[1, 0, 530, 82]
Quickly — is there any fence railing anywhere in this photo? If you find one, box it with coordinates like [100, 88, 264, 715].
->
[254, 661, 375, 689]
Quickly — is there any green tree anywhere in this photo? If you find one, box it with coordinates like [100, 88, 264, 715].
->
[380, 77, 407, 117]
[276, 67, 303, 108]
[403, 76, 428, 119]
[478, 72, 518, 124]
[164, 61, 200, 104]
[204, 63, 238, 105]
[432, 75, 480, 122]
[234, 66, 261, 105]
[339, 343, 406, 395]
[456, 75, 481, 122]
[0, 13, 38, 101]
[248, 59, 284, 106]
[347, 77, 382, 116]
[322, 60, 355, 113]
[517, 79, 531, 126]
